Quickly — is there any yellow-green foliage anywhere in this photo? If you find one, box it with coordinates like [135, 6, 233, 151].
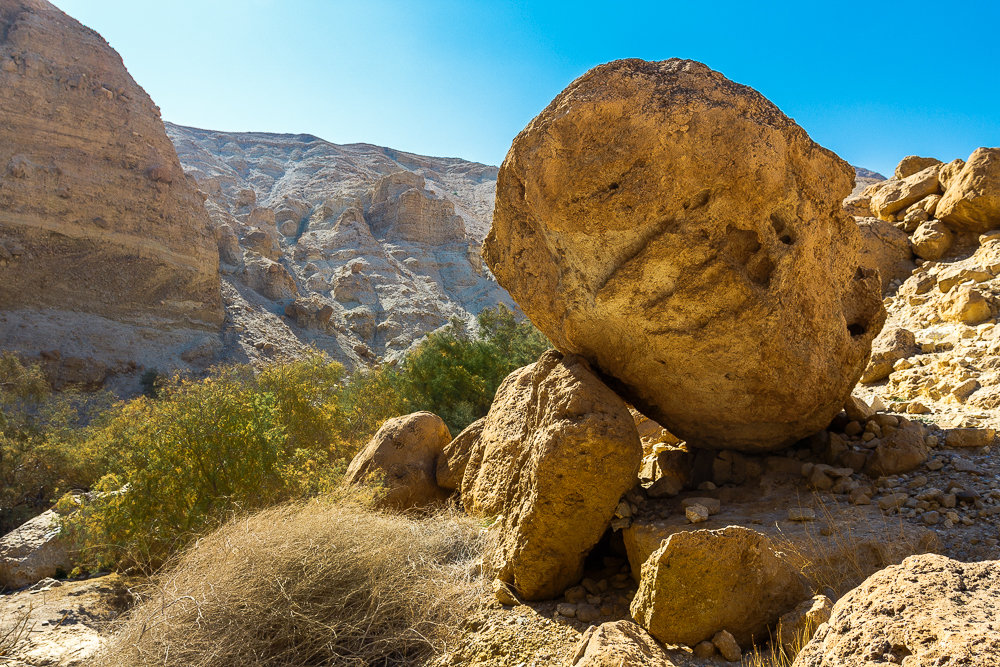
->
[68, 355, 363, 569]
[0, 353, 104, 532]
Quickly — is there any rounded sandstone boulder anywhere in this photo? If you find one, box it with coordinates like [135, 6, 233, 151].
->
[484, 58, 885, 452]
[343, 411, 452, 510]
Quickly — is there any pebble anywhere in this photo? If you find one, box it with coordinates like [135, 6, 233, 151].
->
[922, 511, 941, 525]
[693, 640, 717, 658]
[788, 507, 816, 521]
[575, 604, 600, 624]
[686, 504, 710, 524]
[712, 629, 742, 662]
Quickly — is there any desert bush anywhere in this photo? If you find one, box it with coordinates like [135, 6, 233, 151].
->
[396, 305, 549, 432]
[0, 353, 105, 532]
[91, 497, 485, 667]
[67, 354, 358, 569]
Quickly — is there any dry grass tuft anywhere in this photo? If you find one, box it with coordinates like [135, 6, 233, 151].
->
[91, 495, 485, 667]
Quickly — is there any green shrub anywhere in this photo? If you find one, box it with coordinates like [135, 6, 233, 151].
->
[66, 355, 361, 569]
[0, 353, 103, 532]
[395, 305, 549, 433]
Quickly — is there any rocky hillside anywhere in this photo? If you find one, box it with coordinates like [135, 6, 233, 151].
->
[166, 123, 514, 369]
[0, 0, 222, 390]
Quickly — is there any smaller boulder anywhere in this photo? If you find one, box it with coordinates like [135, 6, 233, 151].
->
[284, 295, 334, 330]
[939, 284, 992, 325]
[864, 418, 928, 476]
[894, 156, 941, 180]
[570, 620, 677, 667]
[776, 595, 833, 655]
[860, 326, 916, 384]
[870, 165, 941, 221]
[0, 509, 71, 590]
[630, 526, 809, 648]
[936, 147, 1000, 232]
[910, 219, 953, 261]
[343, 412, 452, 510]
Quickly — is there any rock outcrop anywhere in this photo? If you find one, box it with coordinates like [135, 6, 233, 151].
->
[343, 411, 452, 510]
[0, 509, 71, 590]
[0, 0, 222, 386]
[167, 124, 515, 369]
[793, 554, 1000, 666]
[484, 58, 885, 452]
[629, 526, 809, 648]
[459, 350, 641, 600]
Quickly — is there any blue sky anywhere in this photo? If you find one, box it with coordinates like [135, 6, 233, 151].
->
[58, 1, 999, 177]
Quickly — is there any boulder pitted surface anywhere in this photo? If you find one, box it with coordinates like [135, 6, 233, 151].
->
[460, 350, 641, 600]
[629, 525, 809, 648]
[343, 411, 452, 510]
[793, 554, 1000, 666]
[484, 58, 885, 452]
[0, 0, 222, 336]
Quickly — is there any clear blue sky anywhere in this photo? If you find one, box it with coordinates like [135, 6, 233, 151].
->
[57, 0, 999, 177]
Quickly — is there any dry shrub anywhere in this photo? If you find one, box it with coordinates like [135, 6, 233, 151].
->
[91, 496, 485, 666]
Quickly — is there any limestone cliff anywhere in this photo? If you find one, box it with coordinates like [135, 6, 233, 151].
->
[0, 0, 223, 387]
[166, 123, 514, 368]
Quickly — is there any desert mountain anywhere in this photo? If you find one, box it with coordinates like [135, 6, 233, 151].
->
[0, 0, 223, 389]
[166, 123, 515, 369]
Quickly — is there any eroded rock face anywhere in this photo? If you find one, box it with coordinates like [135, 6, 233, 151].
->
[629, 525, 809, 648]
[793, 554, 1000, 666]
[343, 411, 452, 510]
[0, 0, 222, 367]
[484, 58, 885, 452]
[856, 218, 915, 292]
[460, 350, 641, 600]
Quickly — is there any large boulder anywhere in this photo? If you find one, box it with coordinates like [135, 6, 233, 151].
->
[343, 412, 452, 510]
[460, 350, 641, 600]
[793, 554, 1000, 666]
[483, 58, 885, 453]
[0, 509, 71, 590]
[629, 526, 809, 648]
[936, 147, 1000, 232]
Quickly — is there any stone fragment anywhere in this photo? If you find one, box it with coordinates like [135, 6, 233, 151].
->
[681, 497, 721, 515]
[864, 419, 928, 476]
[630, 526, 808, 647]
[860, 326, 916, 384]
[461, 351, 641, 600]
[343, 412, 452, 510]
[939, 284, 992, 325]
[794, 555, 1000, 667]
[492, 579, 520, 606]
[685, 504, 710, 524]
[693, 640, 717, 658]
[712, 630, 742, 662]
[569, 620, 682, 667]
[945, 428, 996, 448]
[776, 595, 833, 655]
[936, 147, 1000, 232]
[484, 58, 885, 453]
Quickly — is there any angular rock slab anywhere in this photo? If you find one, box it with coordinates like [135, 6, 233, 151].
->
[343, 411, 451, 510]
[629, 525, 809, 648]
[0, 509, 71, 590]
[793, 554, 1000, 666]
[461, 350, 641, 600]
[570, 620, 717, 667]
[484, 58, 885, 452]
